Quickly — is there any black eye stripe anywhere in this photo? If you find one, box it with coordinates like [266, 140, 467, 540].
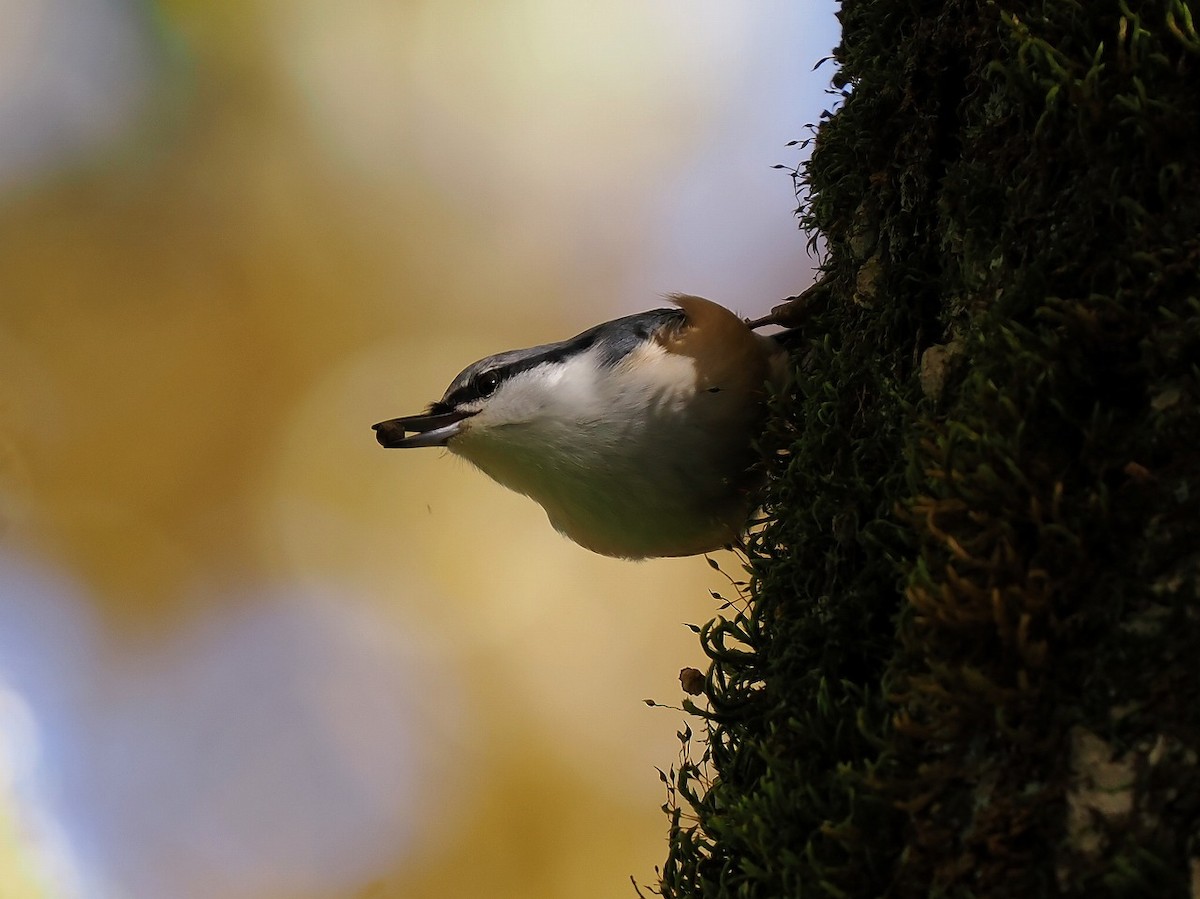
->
[476, 370, 501, 396]
[439, 307, 686, 409]
[444, 369, 506, 407]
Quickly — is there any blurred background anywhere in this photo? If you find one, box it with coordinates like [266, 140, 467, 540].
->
[0, 1, 838, 896]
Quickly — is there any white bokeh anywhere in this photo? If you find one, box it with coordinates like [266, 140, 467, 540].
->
[0, 552, 471, 899]
[0, 0, 160, 193]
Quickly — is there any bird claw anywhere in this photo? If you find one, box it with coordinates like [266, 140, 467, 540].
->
[745, 281, 831, 331]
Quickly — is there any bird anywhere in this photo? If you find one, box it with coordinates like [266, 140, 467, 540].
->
[373, 295, 789, 559]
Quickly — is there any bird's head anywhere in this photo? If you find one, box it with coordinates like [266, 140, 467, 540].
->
[373, 352, 528, 449]
[372, 308, 687, 451]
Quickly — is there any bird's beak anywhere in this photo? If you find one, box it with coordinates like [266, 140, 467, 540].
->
[373, 409, 474, 448]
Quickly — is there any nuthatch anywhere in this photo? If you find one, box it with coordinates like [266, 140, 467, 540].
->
[373, 295, 789, 559]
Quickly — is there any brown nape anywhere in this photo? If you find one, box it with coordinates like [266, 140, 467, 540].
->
[659, 295, 774, 395]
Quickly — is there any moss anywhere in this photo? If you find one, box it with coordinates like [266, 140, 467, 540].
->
[650, 2, 1200, 897]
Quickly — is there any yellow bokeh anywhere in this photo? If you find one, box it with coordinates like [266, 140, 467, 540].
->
[0, 1, 834, 896]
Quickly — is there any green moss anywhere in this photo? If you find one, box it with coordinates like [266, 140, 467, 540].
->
[650, 2, 1200, 897]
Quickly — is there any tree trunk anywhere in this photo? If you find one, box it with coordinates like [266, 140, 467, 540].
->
[654, 2, 1200, 897]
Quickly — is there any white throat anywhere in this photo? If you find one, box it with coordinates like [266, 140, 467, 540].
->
[449, 343, 749, 558]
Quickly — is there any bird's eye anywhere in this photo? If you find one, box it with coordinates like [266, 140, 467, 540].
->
[475, 370, 501, 397]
